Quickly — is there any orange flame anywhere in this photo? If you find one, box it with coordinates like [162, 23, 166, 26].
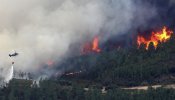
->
[137, 26, 173, 50]
[81, 36, 101, 54]
[92, 36, 101, 52]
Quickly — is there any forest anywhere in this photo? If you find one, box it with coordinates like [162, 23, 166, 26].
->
[60, 34, 175, 86]
[0, 79, 174, 100]
[2, 33, 175, 100]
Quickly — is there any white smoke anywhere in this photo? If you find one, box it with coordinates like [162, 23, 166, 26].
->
[0, 65, 13, 83]
[0, 0, 157, 79]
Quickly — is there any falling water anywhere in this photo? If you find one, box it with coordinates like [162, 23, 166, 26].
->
[5, 66, 13, 82]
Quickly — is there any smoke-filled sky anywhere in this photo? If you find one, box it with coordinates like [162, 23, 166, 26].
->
[0, 0, 173, 79]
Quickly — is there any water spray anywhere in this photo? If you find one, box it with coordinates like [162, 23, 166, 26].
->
[6, 50, 19, 82]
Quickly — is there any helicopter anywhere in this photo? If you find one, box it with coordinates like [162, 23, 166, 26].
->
[9, 51, 19, 57]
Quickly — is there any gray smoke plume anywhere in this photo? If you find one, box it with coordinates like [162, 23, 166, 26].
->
[0, 0, 158, 79]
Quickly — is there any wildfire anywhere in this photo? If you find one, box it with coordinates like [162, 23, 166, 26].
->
[46, 60, 54, 66]
[82, 36, 101, 54]
[92, 36, 101, 52]
[137, 26, 173, 50]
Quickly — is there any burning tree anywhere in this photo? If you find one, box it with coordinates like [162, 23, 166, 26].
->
[137, 26, 173, 50]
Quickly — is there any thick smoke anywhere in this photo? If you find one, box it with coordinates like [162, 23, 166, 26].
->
[0, 0, 159, 79]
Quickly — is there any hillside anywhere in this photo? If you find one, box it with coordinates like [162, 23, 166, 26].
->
[1, 34, 175, 100]
[60, 34, 175, 86]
